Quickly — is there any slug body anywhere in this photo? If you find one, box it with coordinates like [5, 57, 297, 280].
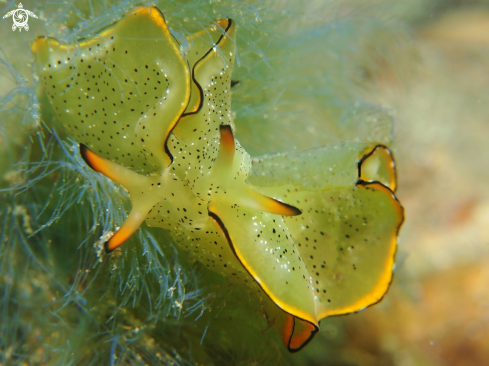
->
[33, 6, 404, 352]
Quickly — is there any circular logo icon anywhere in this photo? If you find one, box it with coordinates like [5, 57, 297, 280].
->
[3, 3, 38, 32]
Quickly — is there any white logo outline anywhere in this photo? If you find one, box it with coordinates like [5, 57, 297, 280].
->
[3, 3, 38, 32]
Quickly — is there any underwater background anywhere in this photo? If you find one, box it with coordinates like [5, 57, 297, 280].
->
[1, 0, 488, 365]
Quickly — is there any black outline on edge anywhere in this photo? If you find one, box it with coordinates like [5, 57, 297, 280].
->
[288, 317, 319, 353]
[36, 5, 186, 168]
[357, 144, 398, 192]
[207, 207, 318, 353]
[163, 18, 234, 166]
[354, 144, 404, 316]
[104, 241, 113, 253]
[276, 201, 302, 217]
[343, 179, 404, 316]
[79, 143, 95, 170]
[181, 19, 234, 119]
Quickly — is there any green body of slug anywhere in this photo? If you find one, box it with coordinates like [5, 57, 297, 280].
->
[33, 7, 190, 172]
[33, 5, 404, 352]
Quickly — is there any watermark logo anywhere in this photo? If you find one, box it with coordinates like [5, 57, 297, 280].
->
[3, 3, 38, 32]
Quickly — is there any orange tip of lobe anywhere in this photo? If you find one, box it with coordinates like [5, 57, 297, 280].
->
[282, 314, 318, 353]
[245, 188, 302, 216]
[79, 143, 106, 174]
[218, 124, 235, 165]
[104, 229, 130, 253]
[219, 124, 234, 150]
[103, 207, 153, 253]
[79, 143, 130, 185]
[263, 197, 302, 216]
[104, 232, 128, 253]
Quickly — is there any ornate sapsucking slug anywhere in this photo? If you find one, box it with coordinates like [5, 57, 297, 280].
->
[32, 5, 404, 352]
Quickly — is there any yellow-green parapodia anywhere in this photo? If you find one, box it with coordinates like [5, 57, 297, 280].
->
[33, 5, 404, 352]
